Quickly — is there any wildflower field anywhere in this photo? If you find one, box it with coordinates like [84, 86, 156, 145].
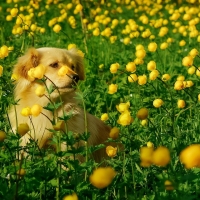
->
[1, 0, 200, 199]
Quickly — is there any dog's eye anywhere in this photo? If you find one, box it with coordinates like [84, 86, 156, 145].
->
[71, 65, 75, 71]
[50, 62, 59, 68]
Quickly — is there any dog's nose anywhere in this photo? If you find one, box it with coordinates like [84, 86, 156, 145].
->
[71, 74, 79, 83]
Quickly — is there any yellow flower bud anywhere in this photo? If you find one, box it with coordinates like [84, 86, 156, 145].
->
[108, 84, 118, 94]
[164, 180, 174, 191]
[109, 127, 119, 139]
[21, 107, 31, 117]
[75, 4, 83, 12]
[148, 42, 157, 52]
[17, 123, 30, 136]
[141, 119, 148, 126]
[160, 42, 168, 50]
[147, 141, 154, 148]
[116, 102, 130, 113]
[110, 63, 119, 74]
[187, 66, 196, 75]
[53, 120, 65, 132]
[63, 193, 78, 200]
[68, 44, 76, 50]
[182, 56, 193, 67]
[137, 108, 149, 120]
[149, 69, 159, 80]
[196, 68, 200, 76]
[177, 100, 186, 108]
[152, 146, 170, 167]
[162, 74, 170, 81]
[35, 85, 46, 97]
[53, 24, 62, 33]
[1, 45, 9, 57]
[31, 104, 43, 117]
[179, 40, 186, 46]
[128, 74, 137, 82]
[126, 62, 136, 72]
[135, 49, 146, 59]
[101, 113, 109, 121]
[117, 110, 133, 126]
[153, 99, 163, 108]
[180, 144, 200, 169]
[147, 61, 156, 71]
[106, 146, 117, 157]
[174, 80, 184, 90]
[189, 48, 198, 58]
[0, 65, 3, 77]
[10, 8, 18, 17]
[140, 146, 153, 167]
[89, 167, 116, 189]
[0, 131, 6, 142]
[138, 75, 147, 85]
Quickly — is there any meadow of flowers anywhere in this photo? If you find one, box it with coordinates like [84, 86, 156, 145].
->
[0, 0, 200, 199]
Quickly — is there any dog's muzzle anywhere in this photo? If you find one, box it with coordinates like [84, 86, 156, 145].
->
[71, 74, 79, 83]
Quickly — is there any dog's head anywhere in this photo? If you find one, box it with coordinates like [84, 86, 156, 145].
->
[13, 47, 85, 94]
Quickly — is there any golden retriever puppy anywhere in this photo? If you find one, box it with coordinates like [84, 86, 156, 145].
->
[8, 47, 111, 162]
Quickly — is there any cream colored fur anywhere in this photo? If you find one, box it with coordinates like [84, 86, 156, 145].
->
[8, 47, 110, 162]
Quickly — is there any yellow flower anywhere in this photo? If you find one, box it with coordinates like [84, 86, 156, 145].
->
[10, 8, 18, 17]
[108, 84, 118, 94]
[128, 74, 137, 82]
[35, 85, 46, 97]
[106, 146, 117, 157]
[101, 113, 109, 121]
[109, 127, 119, 139]
[164, 180, 174, 191]
[53, 24, 62, 33]
[0, 131, 6, 142]
[17, 123, 30, 137]
[196, 68, 200, 77]
[162, 74, 170, 81]
[160, 42, 168, 50]
[140, 146, 154, 167]
[63, 193, 78, 200]
[147, 61, 156, 71]
[138, 75, 147, 85]
[117, 110, 133, 126]
[198, 94, 200, 101]
[136, 108, 148, 120]
[148, 42, 157, 52]
[58, 65, 71, 76]
[182, 56, 193, 67]
[174, 80, 184, 90]
[152, 146, 170, 167]
[89, 167, 116, 189]
[180, 144, 200, 169]
[189, 48, 198, 58]
[123, 37, 130, 45]
[75, 4, 83, 12]
[1, 45, 9, 58]
[0, 65, 3, 76]
[135, 49, 146, 59]
[28, 64, 46, 81]
[16, 168, 26, 176]
[141, 119, 148, 126]
[187, 66, 196, 75]
[30, 104, 43, 117]
[68, 44, 76, 50]
[177, 100, 186, 108]
[116, 102, 130, 113]
[93, 28, 100, 36]
[126, 62, 136, 72]
[153, 99, 163, 108]
[147, 141, 154, 148]
[21, 107, 31, 117]
[110, 63, 120, 73]
[53, 120, 65, 132]
[149, 70, 159, 80]
[179, 40, 186, 46]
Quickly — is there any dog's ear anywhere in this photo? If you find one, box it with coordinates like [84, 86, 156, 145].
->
[13, 48, 40, 80]
[67, 48, 85, 80]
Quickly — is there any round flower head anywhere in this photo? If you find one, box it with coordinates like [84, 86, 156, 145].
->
[89, 167, 116, 189]
[182, 56, 193, 67]
[17, 123, 30, 137]
[68, 44, 76, 50]
[108, 84, 118, 94]
[153, 99, 163, 108]
[110, 63, 120, 73]
[106, 146, 117, 157]
[162, 74, 170, 81]
[152, 146, 170, 167]
[164, 180, 174, 191]
[0, 45, 9, 58]
[109, 127, 119, 139]
[147, 141, 154, 148]
[147, 61, 156, 71]
[101, 113, 109, 121]
[189, 48, 198, 58]
[135, 49, 146, 59]
[117, 110, 133, 126]
[35, 85, 46, 97]
[187, 66, 195, 75]
[126, 62, 136, 72]
[63, 193, 78, 200]
[21, 107, 31, 117]
[140, 146, 154, 167]
[177, 99, 186, 108]
[53, 24, 62, 33]
[0, 131, 6, 142]
[149, 70, 159, 80]
[138, 75, 147, 85]
[148, 42, 157, 52]
[31, 104, 43, 117]
[137, 108, 149, 120]
[116, 102, 130, 113]
[0, 65, 3, 77]
[128, 74, 137, 82]
[10, 8, 18, 17]
[180, 144, 200, 169]
[174, 80, 184, 90]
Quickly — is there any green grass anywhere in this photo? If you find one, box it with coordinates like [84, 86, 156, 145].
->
[0, 0, 200, 199]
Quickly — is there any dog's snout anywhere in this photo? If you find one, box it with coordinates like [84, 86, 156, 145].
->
[71, 74, 79, 83]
